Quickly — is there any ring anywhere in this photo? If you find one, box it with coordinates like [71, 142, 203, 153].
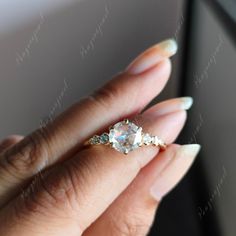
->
[85, 119, 167, 155]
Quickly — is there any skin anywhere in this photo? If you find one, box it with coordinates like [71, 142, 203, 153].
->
[0, 42, 196, 236]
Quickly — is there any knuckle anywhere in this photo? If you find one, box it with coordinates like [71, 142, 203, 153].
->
[0, 135, 22, 150]
[41, 167, 79, 211]
[83, 72, 142, 116]
[89, 73, 130, 109]
[18, 173, 50, 216]
[12, 171, 83, 236]
[3, 127, 52, 175]
[17, 148, 106, 221]
[90, 82, 123, 111]
[108, 210, 151, 236]
[19, 167, 79, 217]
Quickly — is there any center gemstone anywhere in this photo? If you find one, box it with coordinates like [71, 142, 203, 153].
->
[109, 120, 142, 154]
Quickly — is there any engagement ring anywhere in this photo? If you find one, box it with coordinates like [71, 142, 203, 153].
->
[85, 119, 167, 155]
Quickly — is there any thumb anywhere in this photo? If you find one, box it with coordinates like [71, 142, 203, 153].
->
[84, 144, 200, 236]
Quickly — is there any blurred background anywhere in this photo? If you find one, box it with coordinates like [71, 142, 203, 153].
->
[0, 0, 235, 235]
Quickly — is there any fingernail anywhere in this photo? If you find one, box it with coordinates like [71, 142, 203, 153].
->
[126, 38, 178, 75]
[179, 97, 193, 110]
[145, 97, 193, 117]
[150, 144, 201, 201]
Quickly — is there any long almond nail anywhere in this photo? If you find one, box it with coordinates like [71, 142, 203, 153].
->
[150, 144, 201, 201]
[126, 38, 178, 75]
[145, 97, 193, 117]
[179, 97, 193, 110]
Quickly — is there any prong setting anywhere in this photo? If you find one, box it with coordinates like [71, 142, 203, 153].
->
[124, 119, 129, 124]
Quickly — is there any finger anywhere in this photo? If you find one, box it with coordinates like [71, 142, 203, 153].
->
[0, 39, 177, 205]
[0, 97, 191, 207]
[0, 135, 23, 207]
[0, 107, 187, 236]
[144, 96, 193, 116]
[84, 144, 200, 236]
[0, 135, 23, 154]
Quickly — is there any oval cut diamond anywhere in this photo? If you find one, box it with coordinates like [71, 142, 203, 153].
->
[109, 121, 142, 154]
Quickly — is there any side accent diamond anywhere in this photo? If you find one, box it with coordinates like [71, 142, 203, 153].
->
[90, 135, 100, 145]
[142, 133, 153, 145]
[100, 133, 109, 144]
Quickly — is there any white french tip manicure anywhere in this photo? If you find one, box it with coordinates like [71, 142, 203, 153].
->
[158, 38, 178, 57]
[126, 38, 178, 75]
[180, 97, 193, 110]
[179, 144, 201, 156]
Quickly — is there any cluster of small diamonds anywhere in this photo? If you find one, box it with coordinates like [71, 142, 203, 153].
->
[142, 133, 165, 146]
[89, 133, 109, 145]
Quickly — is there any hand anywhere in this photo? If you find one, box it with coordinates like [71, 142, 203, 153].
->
[0, 39, 200, 236]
